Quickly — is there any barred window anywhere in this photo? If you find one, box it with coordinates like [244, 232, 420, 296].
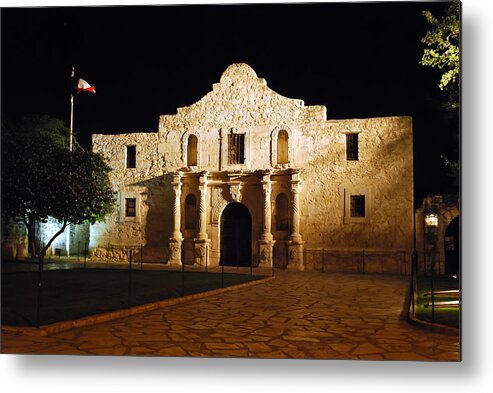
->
[126, 145, 136, 168]
[125, 198, 136, 217]
[228, 134, 245, 164]
[350, 195, 365, 217]
[346, 133, 359, 161]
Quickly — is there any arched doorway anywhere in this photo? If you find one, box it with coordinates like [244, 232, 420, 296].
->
[445, 216, 460, 275]
[220, 202, 252, 266]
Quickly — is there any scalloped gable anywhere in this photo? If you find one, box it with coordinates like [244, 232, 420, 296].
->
[159, 63, 326, 131]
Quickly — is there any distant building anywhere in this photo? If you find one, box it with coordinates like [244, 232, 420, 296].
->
[415, 194, 459, 276]
[90, 63, 414, 273]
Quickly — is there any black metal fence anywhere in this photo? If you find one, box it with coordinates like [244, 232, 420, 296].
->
[407, 250, 460, 325]
[306, 249, 408, 275]
[2, 245, 274, 328]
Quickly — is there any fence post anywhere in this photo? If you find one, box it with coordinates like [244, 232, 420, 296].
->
[84, 242, 87, 268]
[77, 241, 80, 263]
[222, 263, 224, 288]
[205, 245, 208, 273]
[140, 244, 143, 271]
[36, 244, 45, 328]
[322, 249, 325, 273]
[362, 250, 365, 273]
[128, 250, 132, 308]
[181, 252, 185, 297]
[410, 250, 416, 316]
[250, 256, 253, 280]
[431, 261, 435, 323]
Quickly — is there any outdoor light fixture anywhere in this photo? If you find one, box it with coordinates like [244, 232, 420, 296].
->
[425, 213, 439, 227]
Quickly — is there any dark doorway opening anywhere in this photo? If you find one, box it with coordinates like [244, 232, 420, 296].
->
[220, 202, 252, 266]
[445, 216, 460, 276]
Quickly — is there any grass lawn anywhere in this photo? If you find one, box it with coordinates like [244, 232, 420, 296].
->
[414, 275, 460, 328]
[1, 269, 264, 327]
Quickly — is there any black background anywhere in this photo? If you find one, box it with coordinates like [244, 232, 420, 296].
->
[1, 2, 460, 205]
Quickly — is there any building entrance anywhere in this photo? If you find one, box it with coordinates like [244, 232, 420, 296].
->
[220, 202, 252, 266]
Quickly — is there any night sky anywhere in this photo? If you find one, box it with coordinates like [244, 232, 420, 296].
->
[1, 2, 460, 205]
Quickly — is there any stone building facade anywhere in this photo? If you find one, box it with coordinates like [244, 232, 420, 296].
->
[90, 63, 414, 273]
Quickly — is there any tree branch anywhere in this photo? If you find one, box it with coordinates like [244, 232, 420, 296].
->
[40, 218, 68, 257]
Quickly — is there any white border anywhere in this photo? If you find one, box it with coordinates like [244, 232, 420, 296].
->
[2, 1, 493, 393]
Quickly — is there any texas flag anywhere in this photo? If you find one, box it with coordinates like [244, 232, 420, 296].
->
[77, 78, 96, 94]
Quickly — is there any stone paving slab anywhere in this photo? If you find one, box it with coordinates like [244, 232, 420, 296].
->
[1, 271, 460, 361]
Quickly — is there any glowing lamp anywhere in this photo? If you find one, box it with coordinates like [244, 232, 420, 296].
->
[425, 213, 439, 227]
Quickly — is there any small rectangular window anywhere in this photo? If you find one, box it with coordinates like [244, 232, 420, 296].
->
[350, 195, 365, 217]
[125, 198, 136, 217]
[126, 145, 136, 168]
[228, 134, 245, 164]
[346, 133, 359, 161]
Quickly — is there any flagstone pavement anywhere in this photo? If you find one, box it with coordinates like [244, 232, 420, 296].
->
[1, 271, 460, 360]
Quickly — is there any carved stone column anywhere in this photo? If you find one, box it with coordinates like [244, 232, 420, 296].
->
[194, 171, 210, 267]
[169, 171, 183, 266]
[259, 170, 275, 267]
[288, 169, 304, 270]
[261, 170, 273, 242]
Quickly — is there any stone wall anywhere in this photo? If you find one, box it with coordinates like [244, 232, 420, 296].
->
[91, 63, 414, 273]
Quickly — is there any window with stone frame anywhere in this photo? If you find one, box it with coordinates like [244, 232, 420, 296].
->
[350, 195, 365, 217]
[228, 133, 245, 164]
[125, 198, 136, 217]
[126, 145, 136, 168]
[346, 133, 359, 161]
[185, 194, 198, 230]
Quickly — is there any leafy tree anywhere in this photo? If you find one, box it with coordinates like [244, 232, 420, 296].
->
[1, 114, 115, 262]
[420, 1, 460, 186]
[420, 1, 460, 109]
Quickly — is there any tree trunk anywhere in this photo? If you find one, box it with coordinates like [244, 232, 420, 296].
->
[27, 220, 36, 258]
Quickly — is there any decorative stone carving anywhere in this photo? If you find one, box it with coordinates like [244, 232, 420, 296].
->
[229, 182, 242, 202]
[168, 239, 182, 266]
[171, 171, 183, 241]
[261, 170, 273, 242]
[212, 187, 228, 224]
[289, 169, 302, 243]
[197, 171, 209, 240]
[193, 239, 210, 267]
[287, 242, 304, 271]
[259, 240, 275, 268]
[169, 171, 183, 266]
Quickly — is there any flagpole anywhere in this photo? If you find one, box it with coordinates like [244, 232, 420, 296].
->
[66, 66, 75, 257]
[70, 67, 74, 152]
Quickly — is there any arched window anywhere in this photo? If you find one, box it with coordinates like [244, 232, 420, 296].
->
[185, 194, 197, 230]
[277, 130, 289, 164]
[187, 134, 198, 166]
[275, 193, 289, 231]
